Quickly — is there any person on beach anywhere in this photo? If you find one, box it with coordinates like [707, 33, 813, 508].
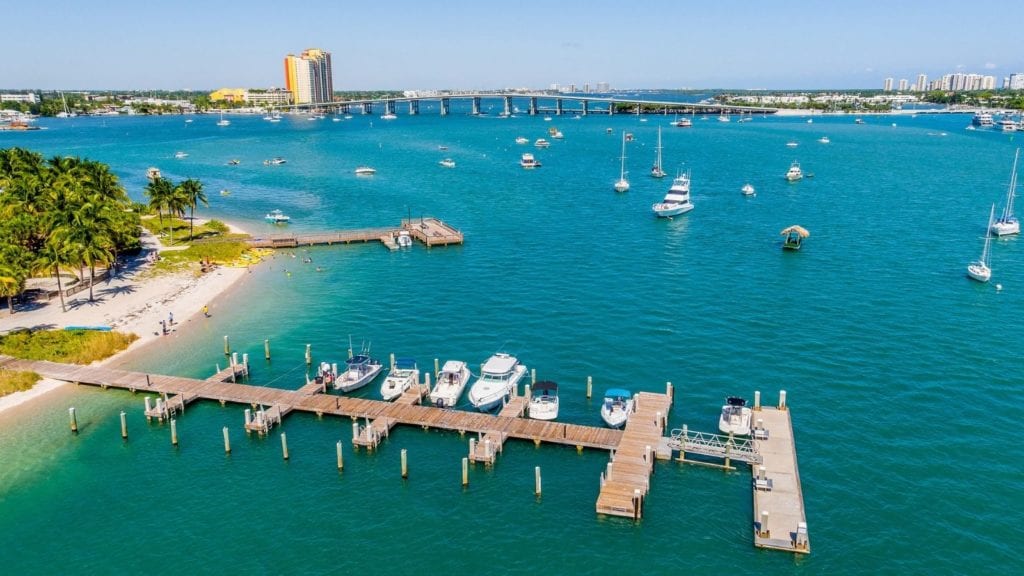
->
[202, 305, 210, 317]
[168, 312, 174, 325]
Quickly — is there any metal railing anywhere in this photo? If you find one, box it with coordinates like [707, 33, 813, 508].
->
[667, 428, 762, 465]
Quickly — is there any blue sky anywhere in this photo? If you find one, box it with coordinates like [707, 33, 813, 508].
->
[5, 0, 1023, 91]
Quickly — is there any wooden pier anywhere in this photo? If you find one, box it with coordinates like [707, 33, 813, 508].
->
[750, 400, 810, 554]
[244, 218, 463, 250]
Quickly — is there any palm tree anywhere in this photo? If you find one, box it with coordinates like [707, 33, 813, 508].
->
[36, 241, 73, 313]
[176, 178, 207, 240]
[144, 176, 175, 240]
[70, 192, 115, 301]
[0, 243, 28, 315]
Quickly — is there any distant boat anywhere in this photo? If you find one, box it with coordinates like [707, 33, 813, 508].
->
[551, 130, 564, 139]
[219, 189, 231, 196]
[515, 136, 529, 144]
[785, 161, 803, 182]
[968, 205, 995, 282]
[430, 360, 471, 408]
[998, 116, 1017, 132]
[439, 158, 456, 168]
[972, 112, 994, 127]
[520, 153, 541, 169]
[467, 353, 527, 412]
[718, 397, 752, 436]
[991, 148, 1020, 236]
[854, 118, 865, 125]
[652, 172, 694, 217]
[528, 381, 559, 421]
[650, 126, 667, 178]
[614, 131, 629, 192]
[216, 112, 230, 127]
[184, 119, 193, 124]
[264, 209, 290, 223]
[146, 167, 161, 180]
[806, 118, 813, 124]
[741, 183, 755, 196]
[174, 151, 188, 159]
[381, 112, 397, 120]
[380, 358, 419, 402]
[344, 115, 353, 120]
[227, 159, 240, 166]
[600, 389, 633, 429]
[543, 116, 552, 122]
[263, 157, 286, 165]
[718, 114, 730, 122]
[818, 136, 831, 144]
[786, 141, 799, 148]
[534, 138, 550, 148]
[355, 166, 377, 175]
[781, 225, 810, 250]
[674, 117, 692, 128]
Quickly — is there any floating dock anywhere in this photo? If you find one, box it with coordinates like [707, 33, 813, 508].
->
[244, 218, 463, 250]
[750, 399, 810, 554]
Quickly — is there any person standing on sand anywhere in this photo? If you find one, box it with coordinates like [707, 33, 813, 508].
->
[202, 305, 210, 317]
[168, 312, 174, 325]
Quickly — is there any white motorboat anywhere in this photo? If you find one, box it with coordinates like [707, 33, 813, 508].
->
[264, 209, 290, 224]
[614, 131, 629, 192]
[264, 157, 286, 165]
[430, 360, 471, 408]
[355, 166, 377, 175]
[674, 117, 692, 128]
[146, 167, 162, 180]
[786, 141, 798, 148]
[543, 116, 552, 122]
[968, 205, 995, 283]
[652, 172, 694, 217]
[334, 344, 384, 392]
[651, 126, 667, 178]
[381, 112, 397, 120]
[991, 148, 1020, 236]
[718, 396, 752, 436]
[718, 114, 731, 122]
[785, 161, 803, 182]
[515, 136, 529, 144]
[381, 358, 419, 402]
[396, 230, 412, 248]
[439, 158, 456, 168]
[855, 118, 865, 124]
[998, 116, 1017, 132]
[741, 183, 756, 196]
[600, 389, 634, 428]
[520, 153, 541, 169]
[551, 130, 564, 139]
[534, 138, 550, 148]
[972, 112, 994, 127]
[528, 381, 559, 421]
[174, 151, 188, 159]
[818, 136, 830, 144]
[467, 353, 527, 412]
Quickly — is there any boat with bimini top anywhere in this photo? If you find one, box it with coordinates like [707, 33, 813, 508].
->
[528, 381, 559, 421]
[334, 341, 384, 393]
[718, 396, 752, 436]
[601, 388, 633, 428]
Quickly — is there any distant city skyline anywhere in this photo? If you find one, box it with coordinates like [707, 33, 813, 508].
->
[4, 0, 1024, 91]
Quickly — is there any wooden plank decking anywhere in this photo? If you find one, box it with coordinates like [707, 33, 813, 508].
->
[751, 404, 810, 553]
[242, 218, 463, 251]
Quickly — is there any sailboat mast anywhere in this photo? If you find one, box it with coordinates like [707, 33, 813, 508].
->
[1005, 148, 1019, 219]
[620, 131, 627, 178]
[983, 204, 995, 266]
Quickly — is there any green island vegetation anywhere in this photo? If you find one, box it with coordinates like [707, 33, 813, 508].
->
[0, 148, 142, 314]
[0, 328, 137, 364]
[0, 368, 40, 397]
[920, 90, 1024, 109]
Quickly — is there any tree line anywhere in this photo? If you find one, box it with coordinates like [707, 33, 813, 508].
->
[0, 148, 141, 314]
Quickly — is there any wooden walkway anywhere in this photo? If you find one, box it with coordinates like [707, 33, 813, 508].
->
[469, 394, 528, 464]
[595, 391, 673, 520]
[751, 403, 810, 553]
[352, 384, 429, 448]
[244, 218, 463, 250]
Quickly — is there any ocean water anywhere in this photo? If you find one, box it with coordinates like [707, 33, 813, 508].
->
[2, 106, 1022, 573]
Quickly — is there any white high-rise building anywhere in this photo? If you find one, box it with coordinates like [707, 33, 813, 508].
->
[981, 75, 997, 90]
[596, 82, 610, 92]
[883, 77, 894, 91]
[1009, 73, 1024, 90]
[915, 74, 927, 92]
[898, 79, 909, 91]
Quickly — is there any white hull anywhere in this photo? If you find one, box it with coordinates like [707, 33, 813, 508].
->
[430, 361, 471, 408]
[991, 220, 1020, 236]
[652, 202, 693, 217]
[380, 367, 419, 401]
[719, 406, 752, 436]
[528, 397, 559, 420]
[333, 363, 383, 392]
[601, 399, 633, 428]
[967, 263, 991, 283]
[468, 355, 527, 412]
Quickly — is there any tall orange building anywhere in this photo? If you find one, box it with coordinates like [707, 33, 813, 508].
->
[284, 48, 333, 105]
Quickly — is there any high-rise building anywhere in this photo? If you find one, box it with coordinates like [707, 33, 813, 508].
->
[1009, 73, 1024, 90]
[883, 77, 893, 92]
[596, 82, 610, 93]
[284, 48, 334, 105]
[897, 79, 908, 91]
[915, 74, 928, 92]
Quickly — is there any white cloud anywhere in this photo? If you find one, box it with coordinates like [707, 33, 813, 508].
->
[984, 62, 997, 69]
[956, 64, 966, 70]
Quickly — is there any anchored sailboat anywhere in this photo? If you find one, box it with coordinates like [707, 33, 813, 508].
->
[967, 205, 995, 283]
[651, 126, 667, 178]
[991, 148, 1020, 236]
[614, 131, 629, 192]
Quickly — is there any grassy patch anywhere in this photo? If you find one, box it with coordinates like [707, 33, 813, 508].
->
[151, 239, 252, 274]
[0, 329, 138, 364]
[0, 369, 40, 397]
[140, 216, 238, 245]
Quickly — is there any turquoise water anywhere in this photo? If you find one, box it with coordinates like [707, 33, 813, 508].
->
[2, 108, 1023, 573]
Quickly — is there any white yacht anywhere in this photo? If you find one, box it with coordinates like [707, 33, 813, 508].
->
[515, 136, 529, 144]
[991, 148, 1020, 236]
[264, 209, 290, 224]
[334, 346, 384, 393]
[785, 161, 804, 182]
[264, 157, 286, 165]
[174, 151, 188, 159]
[818, 136, 831, 144]
[355, 166, 377, 175]
[674, 117, 693, 128]
[430, 360, 472, 408]
[534, 138, 550, 148]
[381, 112, 398, 120]
[718, 114, 731, 122]
[718, 396, 752, 436]
[380, 358, 419, 402]
[741, 183, 756, 196]
[528, 381, 559, 421]
[999, 117, 1017, 132]
[614, 131, 629, 192]
[652, 172, 694, 217]
[520, 153, 541, 169]
[600, 389, 634, 429]
[439, 158, 456, 168]
[968, 205, 995, 283]
[467, 353, 527, 412]
[972, 112, 994, 127]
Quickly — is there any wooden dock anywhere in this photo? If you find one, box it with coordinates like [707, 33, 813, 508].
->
[595, 391, 673, 520]
[750, 401, 810, 554]
[352, 384, 429, 449]
[244, 218, 463, 250]
[469, 394, 528, 464]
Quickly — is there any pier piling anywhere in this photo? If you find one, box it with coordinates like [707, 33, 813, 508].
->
[223, 426, 231, 453]
[531, 368, 536, 385]
[305, 344, 312, 366]
[264, 339, 271, 360]
[434, 358, 439, 377]
[223, 335, 230, 356]
[469, 438, 476, 459]
[587, 376, 592, 399]
[779, 390, 787, 410]
[754, 390, 761, 410]
[68, 407, 78, 434]
[281, 432, 290, 460]
[120, 411, 127, 439]
[337, 440, 344, 470]
[535, 466, 542, 497]
[462, 457, 469, 486]
[401, 448, 408, 479]
[170, 418, 178, 446]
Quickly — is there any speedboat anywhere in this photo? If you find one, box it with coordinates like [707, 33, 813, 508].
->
[520, 153, 541, 169]
[264, 209, 290, 224]
[381, 113, 397, 120]
[528, 381, 559, 421]
[534, 138, 550, 148]
[439, 158, 456, 168]
[741, 183, 755, 196]
[785, 161, 803, 182]
[543, 116, 552, 122]
[991, 148, 1020, 237]
[355, 166, 377, 175]
[381, 358, 419, 402]
[264, 157, 286, 165]
[174, 151, 188, 159]
[467, 353, 527, 412]
[968, 205, 995, 282]
[551, 130, 564, 139]
[718, 396, 752, 436]
[600, 389, 633, 428]
[146, 167, 162, 180]
[314, 361, 338, 388]
[652, 172, 694, 217]
[334, 346, 384, 393]
[396, 230, 412, 247]
[855, 118, 865, 124]
[818, 136, 830, 144]
[786, 141, 799, 148]
[515, 136, 529, 144]
[227, 159, 240, 166]
[675, 117, 692, 128]
[430, 360, 471, 408]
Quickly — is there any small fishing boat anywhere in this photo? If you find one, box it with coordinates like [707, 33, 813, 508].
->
[334, 341, 384, 393]
[781, 225, 810, 250]
[991, 148, 1020, 236]
[785, 161, 803, 182]
[439, 158, 456, 168]
[968, 205, 995, 283]
[528, 381, 559, 421]
[652, 172, 694, 217]
[741, 183, 755, 196]
[264, 209, 290, 224]
[430, 360, 472, 408]
[718, 396, 752, 436]
[219, 189, 231, 196]
[467, 353, 528, 412]
[614, 131, 630, 192]
[355, 166, 377, 175]
[380, 358, 420, 402]
[520, 153, 542, 169]
[515, 136, 529, 144]
[600, 389, 634, 428]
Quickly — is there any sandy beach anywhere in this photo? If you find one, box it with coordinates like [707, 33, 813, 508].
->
[0, 221, 255, 414]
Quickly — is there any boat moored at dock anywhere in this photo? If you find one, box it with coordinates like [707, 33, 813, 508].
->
[467, 353, 527, 412]
[430, 360, 471, 408]
[600, 388, 634, 428]
[528, 381, 559, 420]
[334, 343, 384, 392]
[719, 396, 752, 435]
[381, 358, 420, 401]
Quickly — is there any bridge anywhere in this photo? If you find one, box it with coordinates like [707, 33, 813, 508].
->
[278, 91, 777, 117]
